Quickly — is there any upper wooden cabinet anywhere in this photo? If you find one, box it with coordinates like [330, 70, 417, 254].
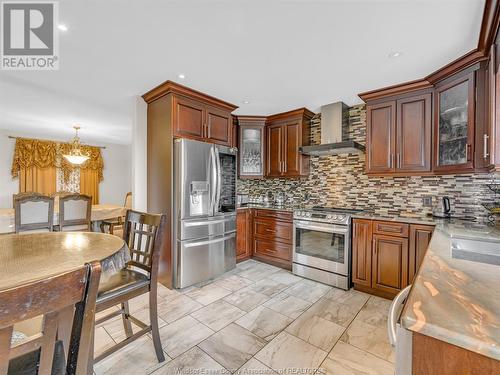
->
[143, 81, 238, 147]
[433, 72, 475, 172]
[486, 41, 500, 171]
[237, 116, 266, 178]
[265, 108, 314, 178]
[397, 94, 432, 172]
[206, 105, 232, 145]
[172, 95, 205, 139]
[366, 101, 396, 173]
[366, 93, 431, 175]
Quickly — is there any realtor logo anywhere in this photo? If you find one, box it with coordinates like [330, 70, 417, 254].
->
[1, 1, 59, 70]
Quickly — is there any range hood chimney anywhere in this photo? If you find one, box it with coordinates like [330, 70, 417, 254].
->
[300, 102, 365, 156]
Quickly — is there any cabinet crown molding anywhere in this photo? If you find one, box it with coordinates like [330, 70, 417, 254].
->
[142, 80, 238, 111]
[266, 107, 315, 123]
[236, 115, 267, 125]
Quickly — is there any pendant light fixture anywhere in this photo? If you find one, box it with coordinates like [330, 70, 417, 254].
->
[62, 125, 90, 165]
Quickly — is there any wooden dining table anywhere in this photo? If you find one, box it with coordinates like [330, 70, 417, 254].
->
[0, 232, 130, 292]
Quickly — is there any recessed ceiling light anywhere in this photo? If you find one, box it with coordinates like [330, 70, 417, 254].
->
[388, 51, 402, 58]
[178, 73, 186, 79]
[57, 24, 68, 31]
[243, 100, 250, 104]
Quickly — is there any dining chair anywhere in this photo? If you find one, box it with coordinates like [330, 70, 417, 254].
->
[93, 210, 167, 365]
[12, 192, 41, 208]
[99, 192, 132, 236]
[0, 261, 101, 375]
[58, 194, 92, 232]
[13, 194, 54, 233]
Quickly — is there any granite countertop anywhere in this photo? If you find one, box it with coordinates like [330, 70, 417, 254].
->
[400, 221, 500, 360]
[237, 204, 302, 212]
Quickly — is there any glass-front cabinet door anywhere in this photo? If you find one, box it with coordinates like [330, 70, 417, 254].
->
[434, 72, 475, 171]
[237, 117, 266, 178]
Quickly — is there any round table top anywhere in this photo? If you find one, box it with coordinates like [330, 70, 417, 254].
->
[0, 232, 127, 291]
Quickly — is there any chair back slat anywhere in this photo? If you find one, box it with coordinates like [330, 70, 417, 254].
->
[123, 210, 165, 274]
[59, 194, 92, 232]
[0, 262, 101, 375]
[14, 194, 54, 233]
[38, 312, 58, 374]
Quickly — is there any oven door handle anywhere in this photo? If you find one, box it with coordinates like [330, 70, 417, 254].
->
[294, 222, 348, 234]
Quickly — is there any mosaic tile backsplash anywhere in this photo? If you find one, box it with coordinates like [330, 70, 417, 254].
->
[237, 105, 500, 219]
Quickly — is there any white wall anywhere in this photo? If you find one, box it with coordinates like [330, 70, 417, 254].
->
[99, 143, 132, 205]
[131, 96, 147, 211]
[0, 132, 19, 208]
[0, 130, 131, 207]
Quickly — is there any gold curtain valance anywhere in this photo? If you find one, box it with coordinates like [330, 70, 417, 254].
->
[11, 137, 104, 182]
[11, 139, 58, 178]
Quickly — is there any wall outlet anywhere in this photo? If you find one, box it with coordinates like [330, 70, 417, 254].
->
[422, 196, 433, 207]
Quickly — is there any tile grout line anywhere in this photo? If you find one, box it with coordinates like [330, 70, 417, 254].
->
[324, 295, 395, 365]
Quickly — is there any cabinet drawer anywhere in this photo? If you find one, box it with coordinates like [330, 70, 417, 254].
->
[253, 238, 291, 262]
[253, 218, 293, 244]
[253, 209, 293, 221]
[373, 221, 409, 237]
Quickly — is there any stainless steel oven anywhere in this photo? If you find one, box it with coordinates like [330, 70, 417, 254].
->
[292, 207, 359, 290]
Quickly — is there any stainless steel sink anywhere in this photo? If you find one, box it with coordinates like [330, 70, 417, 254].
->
[451, 237, 500, 266]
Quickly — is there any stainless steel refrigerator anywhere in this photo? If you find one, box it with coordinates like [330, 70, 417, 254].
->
[173, 138, 237, 288]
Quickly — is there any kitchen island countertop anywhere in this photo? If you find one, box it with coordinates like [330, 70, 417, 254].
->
[400, 221, 500, 360]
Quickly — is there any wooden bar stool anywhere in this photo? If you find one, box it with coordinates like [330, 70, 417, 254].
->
[92, 210, 167, 365]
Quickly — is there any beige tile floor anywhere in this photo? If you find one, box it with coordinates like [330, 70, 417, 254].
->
[93, 259, 395, 375]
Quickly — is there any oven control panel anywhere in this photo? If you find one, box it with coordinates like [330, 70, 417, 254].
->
[294, 210, 349, 225]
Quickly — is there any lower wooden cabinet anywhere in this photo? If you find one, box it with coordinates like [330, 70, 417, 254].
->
[409, 224, 434, 281]
[352, 218, 434, 298]
[372, 234, 409, 295]
[236, 209, 252, 262]
[352, 219, 373, 287]
[235, 208, 293, 269]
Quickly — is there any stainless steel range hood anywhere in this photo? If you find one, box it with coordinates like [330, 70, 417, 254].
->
[300, 102, 365, 156]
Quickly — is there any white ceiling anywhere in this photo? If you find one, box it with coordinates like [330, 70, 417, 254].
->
[0, 0, 486, 145]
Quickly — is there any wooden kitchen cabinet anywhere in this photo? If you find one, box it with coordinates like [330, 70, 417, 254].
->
[366, 93, 432, 175]
[143, 81, 238, 148]
[266, 124, 284, 177]
[352, 218, 434, 299]
[372, 234, 409, 295]
[173, 95, 233, 146]
[205, 104, 232, 146]
[366, 101, 396, 173]
[172, 95, 205, 139]
[397, 94, 432, 172]
[266, 108, 314, 178]
[236, 209, 252, 262]
[409, 224, 434, 282]
[237, 116, 266, 178]
[433, 72, 476, 172]
[252, 209, 293, 269]
[352, 219, 373, 288]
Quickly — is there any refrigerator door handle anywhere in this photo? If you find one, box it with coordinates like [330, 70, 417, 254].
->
[184, 217, 235, 227]
[183, 232, 236, 248]
[210, 146, 217, 216]
[214, 146, 222, 213]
